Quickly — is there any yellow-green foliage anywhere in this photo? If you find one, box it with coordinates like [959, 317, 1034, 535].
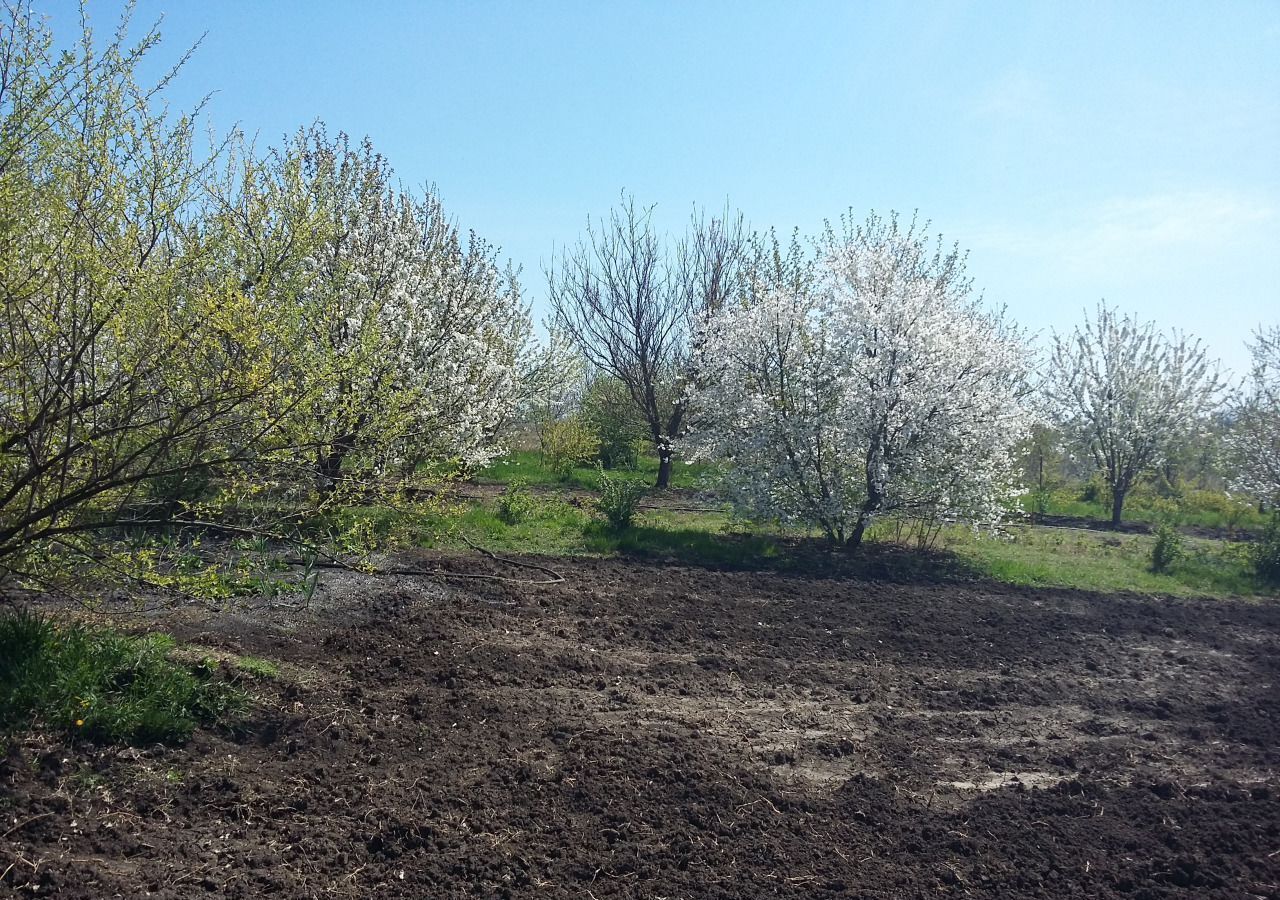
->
[0, 8, 293, 571]
[540, 417, 600, 479]
[0, 8, 528, 592]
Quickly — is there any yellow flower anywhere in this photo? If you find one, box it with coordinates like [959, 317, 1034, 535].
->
[75, 719, 84, 727]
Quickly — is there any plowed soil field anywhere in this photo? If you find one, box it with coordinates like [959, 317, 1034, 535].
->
[3, 553, 1278, 898]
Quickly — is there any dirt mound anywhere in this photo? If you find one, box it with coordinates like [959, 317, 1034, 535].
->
[3, 555, 1278, 898]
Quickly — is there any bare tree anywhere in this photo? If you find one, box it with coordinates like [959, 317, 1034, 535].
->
[1045, 302, 1222, 527]
[548, 194, 746, 488]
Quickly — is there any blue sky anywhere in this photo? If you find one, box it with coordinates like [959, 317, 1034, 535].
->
[41, 0, 1280, 375]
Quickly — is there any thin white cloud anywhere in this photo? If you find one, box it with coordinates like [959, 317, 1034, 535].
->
[967, 190, 1275, 273]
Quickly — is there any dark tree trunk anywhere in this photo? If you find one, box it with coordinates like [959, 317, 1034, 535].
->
[656, 452, 672, 490]
[316, 434, 357, 495]
[848, 515, 870, 549]
[1111, 488, 1126, 528]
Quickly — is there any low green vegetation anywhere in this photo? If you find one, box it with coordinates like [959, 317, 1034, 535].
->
[941, 525, 1261, 598]
[1150, 520, 1186, 574]
[236, 656, 282, 679]
[1253, 512, 1280, 585]
[413, 462, 1276, 596]
[595, 465, 647, 530]
[0, 609, 244, 745]
[476, 450, 716, 492]
[1023, 484, 1266, 533]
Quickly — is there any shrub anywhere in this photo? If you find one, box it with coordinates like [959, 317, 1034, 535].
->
[0, 609, 243, 745]
[1080, 475, 1110, 506]
[1150, 520, 1185, 573]
[496, 479, 538, 525]
[1180, 489, 1255, 531]
[1028, 487, 1053, 518]
[144, 466, 215, 518]
[596, 430, 641, 471]
[540, 416, 600, 480]
[595, 464, 646, 531]
[1252, 512, 1280, 585]
[582, 376, 645, 470]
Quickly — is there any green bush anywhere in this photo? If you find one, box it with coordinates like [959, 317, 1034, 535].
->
[1028, 487, 1053, 518]
[0, 609, 243, 744]
[583, 376, 645, 470]
[1252, 512, 1280, 585]
[1080, 475, 1110, 505]
[595, 464, 646, 531]
[495, 479, 538, 525]
[540, 416, 600, 480]
[1151, 520, 1185, 573]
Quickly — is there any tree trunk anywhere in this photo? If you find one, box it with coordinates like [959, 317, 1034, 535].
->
[1111, 488, 1126, 528]
[655, 451, 672, 489]
[316, 434, 356, 495]
[847, 515, 870, 549]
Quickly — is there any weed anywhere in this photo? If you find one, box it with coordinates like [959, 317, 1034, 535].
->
[1151, 520, 1186, 573]
[1252, 512, 1280, 585]
[495, 479, 538, 525]
[596, 464, 646, 530]
[235, 656, 281, 679]
[0, 609, 244, 745]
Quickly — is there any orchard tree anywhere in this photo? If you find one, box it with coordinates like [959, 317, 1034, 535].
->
[548, 194, 747, 488]
[1227, 326, 1280, 504]
[1045, 302, 1222, 527]
[218, 125, 533, 497]
[687, 211, 1031, 549]
[0, 3, 295, 566]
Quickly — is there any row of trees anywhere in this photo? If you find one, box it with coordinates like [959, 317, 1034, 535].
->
[549, 200, 1278, 547]
[3, 3, 1275, 576]
[0, 5, 562, 575]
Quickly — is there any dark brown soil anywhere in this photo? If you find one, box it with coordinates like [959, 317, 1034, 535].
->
[3, 554, 1278, 899]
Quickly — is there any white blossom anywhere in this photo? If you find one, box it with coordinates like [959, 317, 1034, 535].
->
[686, 212, 1031, 548]
[1044, 302, 1222, 525]
[1226, 326, 1280, 504]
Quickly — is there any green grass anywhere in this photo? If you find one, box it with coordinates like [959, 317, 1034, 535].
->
[327, 464, 1277, 598]
[235, 656, 281, 679]
[419, 491, 789, 568]
[1022, 487, 1266, 532]
[0, 608, 245, 744]
[942, 525, 1264, 598]
[475, 450, 718, 491]
[435, 490, 1273, 596]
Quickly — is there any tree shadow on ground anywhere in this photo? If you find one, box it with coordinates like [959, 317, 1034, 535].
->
[581, 521, 986, 584]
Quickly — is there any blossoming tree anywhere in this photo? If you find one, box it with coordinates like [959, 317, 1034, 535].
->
[1045, 303, 1222, 527]
[219, 126, 533, 497]
[686, 211, 1031, 548]
[1227, 326, 1280, 504]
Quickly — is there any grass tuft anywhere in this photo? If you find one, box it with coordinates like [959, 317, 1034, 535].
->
[235, 656, 281, 679]
[0, 608, 244, 744]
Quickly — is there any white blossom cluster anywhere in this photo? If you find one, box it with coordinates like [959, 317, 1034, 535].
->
[1044, 303, 1221, 523]
[685, 214, 1031, 547]
[1226, 327, 1280, 504]
[242, 129, 540, 480]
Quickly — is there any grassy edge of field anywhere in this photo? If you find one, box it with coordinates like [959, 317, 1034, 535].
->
[348, 461, 1270, 599]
